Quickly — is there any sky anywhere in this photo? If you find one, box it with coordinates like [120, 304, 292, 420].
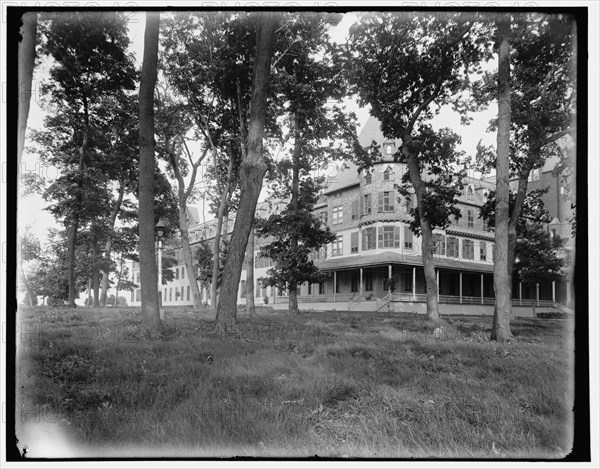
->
[18, 10, 498, 247]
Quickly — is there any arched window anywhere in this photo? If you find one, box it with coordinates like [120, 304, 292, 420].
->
[385, 144, 393, 155]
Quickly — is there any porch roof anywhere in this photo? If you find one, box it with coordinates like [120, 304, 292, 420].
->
[315, 251, 494, 273]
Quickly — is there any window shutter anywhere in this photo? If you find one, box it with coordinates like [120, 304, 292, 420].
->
[394, 226, 400, 248]
[404, 226, 413, 243]
[378, 226, 383, 248]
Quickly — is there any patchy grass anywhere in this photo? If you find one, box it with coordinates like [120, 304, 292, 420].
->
[16, 306, 574, 458]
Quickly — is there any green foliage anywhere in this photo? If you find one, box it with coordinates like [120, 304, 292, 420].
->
[398, 125, 468, 235]
[515, 225, 566, 284]
[479, 189, 551, 234]
[194, 239, 214, 288]
[345, 12, 492, 137]
[256, 206, 336, 291]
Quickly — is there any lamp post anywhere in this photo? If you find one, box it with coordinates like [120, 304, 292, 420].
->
[156, 219, 166, 311]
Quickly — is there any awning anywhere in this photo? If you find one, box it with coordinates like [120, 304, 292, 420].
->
[315, 251, 494, 273]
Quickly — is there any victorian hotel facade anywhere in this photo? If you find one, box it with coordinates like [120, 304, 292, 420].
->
[129, 117, 574, 316]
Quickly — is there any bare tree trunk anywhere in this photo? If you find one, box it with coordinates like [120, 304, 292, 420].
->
[216, 15, 277, 327]
[138, 11, 161, 333]
[100, 183, 125, 306]
[245, 221, 255, 316]
[288, 110, 302, 315]
[210, 156, 234, 310]
[92, 230, 100, 307]
[17, 12, 37, 171]
[404, 134, 439, 322]
[68, 96, 89, 308]
[492, 17, 513, 342]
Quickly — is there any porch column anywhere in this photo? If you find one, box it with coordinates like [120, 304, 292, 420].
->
[566, 281, 571, 305]
[552, 280, 556, 303]
[459, 271, 463, 304]
[519, 281, 523, 306]
[388, 264, 392, 296]
[436, 269, 440, 301]
[480, 274, 484, 305]
[412, 267, 416, 300]
[333, 271, 337, 303]
[536, 282, 540, 306]
[360, 268, 363, 297]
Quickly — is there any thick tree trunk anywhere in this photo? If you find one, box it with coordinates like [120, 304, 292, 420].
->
[17, 12, 37, 171]
[210, 156, 234, 310]
[138, 12, 161, 333]
[179, 202, 202, 308]
[92, 232, 100, 307]
[68, 96, 89, 308]
[216, 15, 277, 327]
[404, 135, 439, 322]
[288, 110, 302, 315]
[245, 222, 255, 316]
[492, 17, 513, 342]
[100, 183, 125, 306]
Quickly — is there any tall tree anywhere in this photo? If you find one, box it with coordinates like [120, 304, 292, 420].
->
[138, 11, 161, 332]
[155, 83, 208, 309]
[257, 14, 357, 314]
[37, 12, 136, 307]
[17, 11, 37, 172]
[345, 12, 491, 321]
[161, 12, 252, 311]
[473, 13, 575, 322]
[216, 13, 278, 328]
[492, 15, 512, 342]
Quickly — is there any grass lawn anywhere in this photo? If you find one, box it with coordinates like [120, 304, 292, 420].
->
[15, 305, 574, 458]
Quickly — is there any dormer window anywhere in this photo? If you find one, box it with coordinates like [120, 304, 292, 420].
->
[365, 172, 372, 185]
[482, 190, 489, 203]
[383, 166, 394, 181]
[466, 185, 474, 201]
[385, 143, 394, 155]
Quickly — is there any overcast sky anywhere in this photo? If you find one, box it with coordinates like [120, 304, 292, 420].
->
[20, 10, 498, 245]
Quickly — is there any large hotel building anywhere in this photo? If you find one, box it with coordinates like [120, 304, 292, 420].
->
[129, 118, 575, 316]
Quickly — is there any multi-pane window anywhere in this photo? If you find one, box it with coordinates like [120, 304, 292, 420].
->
[240, 280, 246, 298]
[363, 194, 372, 214]
[403, 226, 413, 250]
[467, 186, 474, 200]
[308, 283, 312, 295]
[362, 227, 376, 250]
[182, 266, 185, 278]
[378, 191, 394, 212]
[384, 143, 394, 155]
[187, 286, 190, 301]
[319, 211, 328, 224]
[351, 273, 359, 293]
[351, 200, 359, 220]
[351, 232, 359, 253]
[315, 246, 327, 260]
[319, 282, 325, 295]
[483, 218, 490, 231]
[467, 210, 474, 228]
[175, 268, 179, 280]
[255, 254, 274, 268]
[447, 237, 459, 258]
[169, 287, 173, 301]
[480, 241, 487, 261]
[365, 272, 373, 291]
[434, 233, 446, 255]
[379, 226, 400, 248]
[332, 235, 343, 257]
[365, 172, 372, 185]
[332, 205, 343, 225]
[383, 166, 394, 181]
[462, 239, 474, 260]
[136, 289, 141, 302]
